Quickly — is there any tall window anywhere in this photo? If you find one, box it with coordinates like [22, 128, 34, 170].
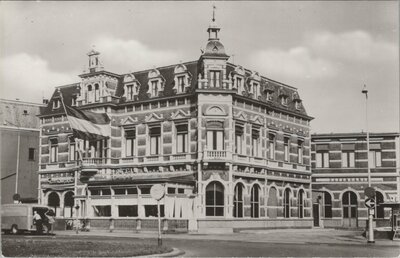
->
[281, 96, 288, 105]
[298, 189, 304, 218]
[235, 77, 243, 91]
[149, 127, 161, 155]
[297, 140, 304, 164]
[151, 81, 158, 97]
[176, 124, 188, 153]
[324, 192, 332, 218]
[252, 129, 260, 157]
[126, 85, 134, 100]
[284, 188, 291, 218]
[205, 181, 224, 216]
[52, 99, 60, 109]
[342, 151, 355, 168]
[374, 191, 385, 219]
[342, 191, 357, 218]
[233, 183, 244, 218]
[177, 76, 185, 93]
[369, 150, 382, 168]
[69, 137, 76, 161]
[207, 130, 224, 150]
[235, 126, 244, 154]
[316, 151, 329, 168]
[210, 70, 220, 88]
[87, 85, 93, 103]
[28, 148, 35, 161]
[71, 96, 77, 106]
[252, 83, 259, 99]
[50, 138, 58, 163]
[284, 137, 290, 162]
[94, 84, 100, 102]
[125, 129, 136, 157]
[268, 133, 276, 160]
[250, 185, 260, 218]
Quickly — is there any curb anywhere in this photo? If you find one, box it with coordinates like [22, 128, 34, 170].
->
[138, 248, 185, 257]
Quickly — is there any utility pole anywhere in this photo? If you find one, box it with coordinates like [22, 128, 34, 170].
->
[362, 84, 374, 243]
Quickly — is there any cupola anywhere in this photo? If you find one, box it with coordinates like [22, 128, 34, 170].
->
[203, 6, 229, 59]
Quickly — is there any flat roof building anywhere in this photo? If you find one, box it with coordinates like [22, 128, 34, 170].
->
[311, 132, 400, 229]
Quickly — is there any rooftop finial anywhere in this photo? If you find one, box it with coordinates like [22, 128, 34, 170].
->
[212, 4, 216, 22]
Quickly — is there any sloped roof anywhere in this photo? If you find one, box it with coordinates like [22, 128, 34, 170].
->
[41, 59, 309, 118]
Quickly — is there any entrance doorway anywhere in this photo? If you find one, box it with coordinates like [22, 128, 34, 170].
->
[342, 191, 358, 228]
[313, 203, 320, 227]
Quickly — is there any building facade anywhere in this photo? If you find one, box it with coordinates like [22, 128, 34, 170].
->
[1, 99, 44, 204]
[311, 132, 400, 229]
[38, 18, 314, 232]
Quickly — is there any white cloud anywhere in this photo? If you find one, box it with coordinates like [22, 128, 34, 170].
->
[249, 46, 336, 81]
[307, 30, 398, 63]
[94, 37, 179, 73]
[0, 53, 77, 103]
[248, 30, 397, 83]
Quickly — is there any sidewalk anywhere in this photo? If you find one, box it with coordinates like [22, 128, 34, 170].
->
[55, 228, 400, 247]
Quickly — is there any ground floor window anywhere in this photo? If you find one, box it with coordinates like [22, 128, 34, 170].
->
[374, 191, 385, 219]
[144, 205, 165, 217]
[250, 185, 260, 218]
[118, 205, 138, 217]
[205, 181, 224, 216]
[93, 205, 111, 217]
[324, 192, 332, 218]
[284, 188, 291, 218]
[233, 183, 244, 218]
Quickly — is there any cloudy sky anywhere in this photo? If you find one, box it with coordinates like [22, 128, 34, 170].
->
[0, 1, 398, 133]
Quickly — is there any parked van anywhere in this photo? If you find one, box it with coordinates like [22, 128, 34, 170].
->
[1, 204, 50, 234]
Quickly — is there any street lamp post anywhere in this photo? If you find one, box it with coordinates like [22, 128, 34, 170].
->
[362, 84, 374, 243]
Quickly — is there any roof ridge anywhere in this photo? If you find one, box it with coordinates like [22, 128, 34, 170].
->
[121, 60, 198, 76]
[0, 98, 46, 106]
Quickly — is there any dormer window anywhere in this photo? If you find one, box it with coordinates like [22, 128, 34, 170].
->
[280, 96, 288, 106]
[210, 70, 221, 88]
[124, 74, 140, 101]
[52, 99, 60, 109]
[147, 68, 164, 98]
[71, 96, 77, 106]
[177, 76, 185, 93]
[252, 82, 259, 99]
[151, 80, 159, 97]
[295, 100, 302, 110]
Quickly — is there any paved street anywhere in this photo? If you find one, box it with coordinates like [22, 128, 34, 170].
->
[3, 228, 399, 257]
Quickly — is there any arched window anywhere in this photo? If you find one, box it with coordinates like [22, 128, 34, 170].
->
[324, 192, 332, 218]
[342, 191, 357, 218]
[48, 192, 60, 216]
[267, 187, 278, 218]
[233, 183, 244, 218]
[374, 191, 385, 219]
[298, 189, 304, 218]
[87, 85, 92, 103]
[205, 181, 224, 216]
[251, 185, 260, 218]
[284, 188, 291, 218]
[94, 84, 100, 102]
[64, 191, 74, 218]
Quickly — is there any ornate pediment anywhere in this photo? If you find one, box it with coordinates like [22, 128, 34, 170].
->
[171, 109, 190, 120]
[251, 115, 263, 125]
[204, 105, 226, 116]
[234, 111, 248, 122]
[121, 116, 138, 126]
[145, 113, 163, 123]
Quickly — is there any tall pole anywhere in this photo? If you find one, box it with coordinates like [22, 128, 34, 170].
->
[15, 131, 21, 197]
[362, 84, 374, 243]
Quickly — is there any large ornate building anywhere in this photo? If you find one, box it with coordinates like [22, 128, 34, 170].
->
[311, 132, 400, 229]
[38, 17, 313, 232]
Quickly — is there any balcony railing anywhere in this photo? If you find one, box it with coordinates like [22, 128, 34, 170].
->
[203, 150, 231, 160]
[81, 158, 119, 166]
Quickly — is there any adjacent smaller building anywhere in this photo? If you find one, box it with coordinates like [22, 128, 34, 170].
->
[0, 99, 45, 204]
[311, 132, 400, 229]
